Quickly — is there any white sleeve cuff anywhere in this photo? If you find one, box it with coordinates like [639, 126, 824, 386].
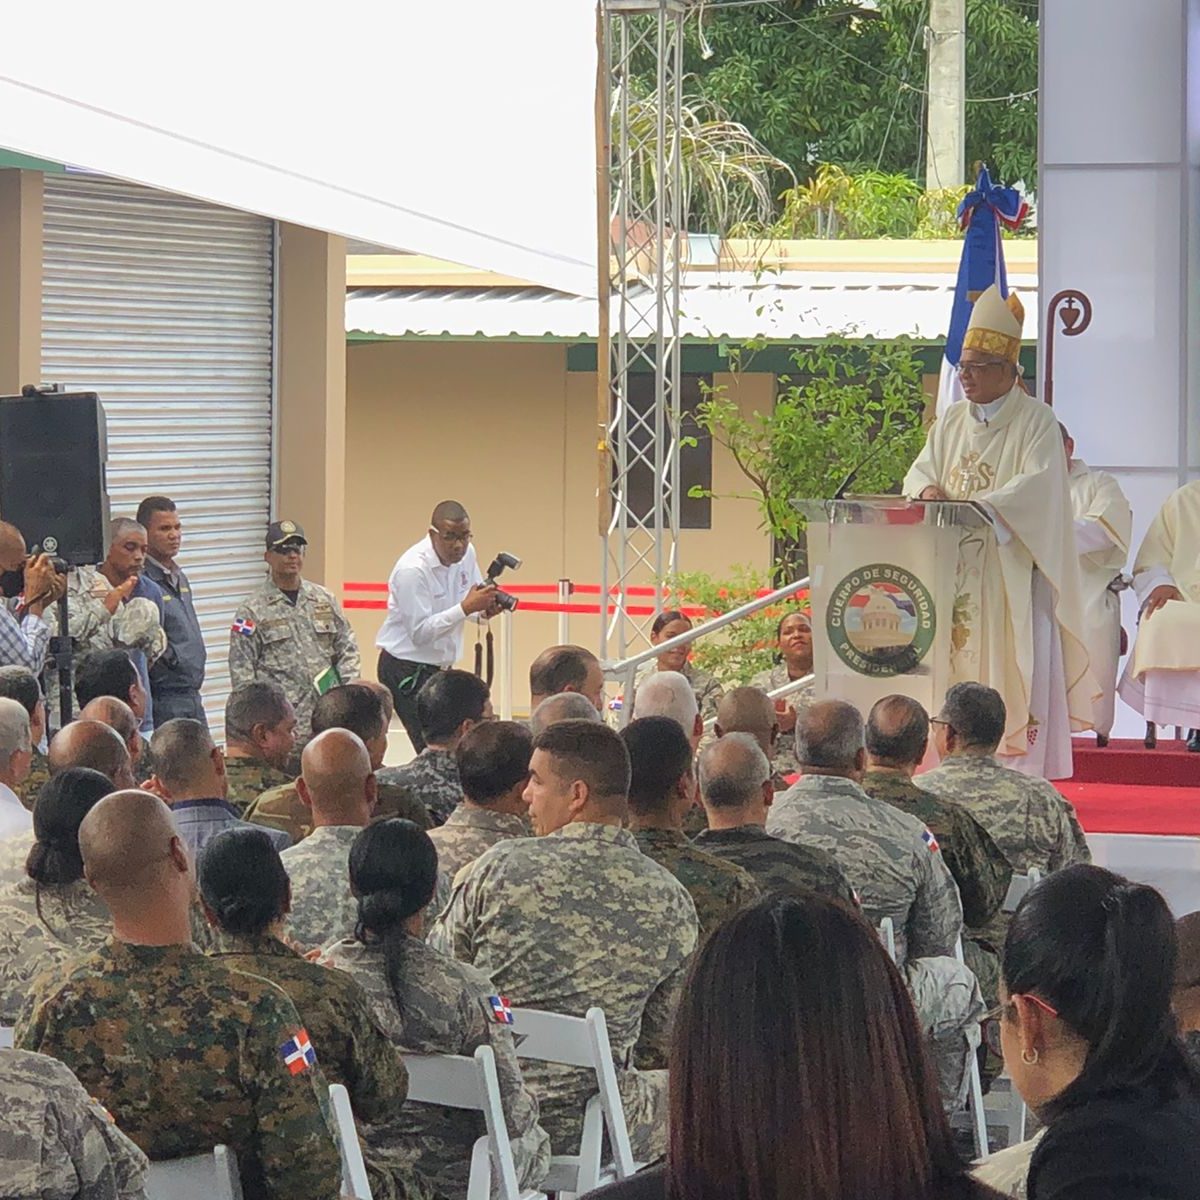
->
[1133, 566, 1177, 607]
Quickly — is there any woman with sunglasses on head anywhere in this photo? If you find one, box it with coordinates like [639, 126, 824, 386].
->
[586, 891, 1002, 1200]
[992, 863, 1200, 1199]
[633, 610, 724, 723]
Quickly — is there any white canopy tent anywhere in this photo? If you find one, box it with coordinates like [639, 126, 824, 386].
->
[0, 0, 599, 296]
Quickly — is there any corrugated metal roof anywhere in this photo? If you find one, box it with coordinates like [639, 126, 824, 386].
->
[345, 272, 1041, 344]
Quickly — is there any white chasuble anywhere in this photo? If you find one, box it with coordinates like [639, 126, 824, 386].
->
[904, 384, 1098, 777]
[1119, 480, 1200, 728]
[1068, 461, 1132, 737]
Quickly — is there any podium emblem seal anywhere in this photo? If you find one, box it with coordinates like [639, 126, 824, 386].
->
[827, 564, 936, 677]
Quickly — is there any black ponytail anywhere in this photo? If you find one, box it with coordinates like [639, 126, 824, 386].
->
[26, 768, 113, 887]
[1004, 864, 1196, 1118]
[349, 820, 439, 1018]
[197, 827, 290, 937]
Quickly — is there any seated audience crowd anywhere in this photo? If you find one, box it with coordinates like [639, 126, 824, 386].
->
[1, 622, 1197, 1200]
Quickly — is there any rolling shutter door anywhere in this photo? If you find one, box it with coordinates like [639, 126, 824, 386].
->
[41, 175, 274, 737]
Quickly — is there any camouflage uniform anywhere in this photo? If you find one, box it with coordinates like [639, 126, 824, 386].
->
[246, 778, 431, 845]
[207, 930, 436, 1200]
[0, 829, 34, 889]
[862, 767, 1013, 1001]
[749, 663, 815, 779]
[633, 661, 724, 723]
[427, 803, 530, 883]
[429, 821, 698, 1161]
[919, 754, 1092, 951]
[228, 577, 361, 743]
[222, 754, 294, 816]
[17, 938, 342, 1200]
[280, 824, 361, 951]
[378, 749, 462, 827]
[692, 824, 857, 904]
[767, 774, 963, 965]
[631, 827, 759, 941]
[15, 750, 50, 812]
[0, 1048, 148, 1200]
[323, 933, 551, 1198]
[0, 876, 111, 1024]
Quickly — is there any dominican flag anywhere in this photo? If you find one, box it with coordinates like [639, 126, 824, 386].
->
[922, 829, 941, 854]
[488, 995, 514, 1025]
[231, 616, 256, 637]
[280, 1029, 317, 1075]
[937, 166, 1029, 415]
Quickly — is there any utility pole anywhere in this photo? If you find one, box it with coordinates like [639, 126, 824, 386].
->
[924, 0, 965, 191]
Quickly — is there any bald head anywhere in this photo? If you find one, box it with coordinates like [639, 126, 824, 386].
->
[0, 521, 25, 560]
[698, 732, 772, 813]
[49, 720, 135, 790]
[80, 695, 141, 765]
[297, 728, 375, 827]
[531, 692, 602, 737]
[715, 686, 778, 758]
[79, 789, 187, 906]
[795, 700, 865, 777]
[866, 695, 929, 769]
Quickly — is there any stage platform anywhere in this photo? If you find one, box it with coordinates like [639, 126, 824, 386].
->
[1058, 739, 1200, 917]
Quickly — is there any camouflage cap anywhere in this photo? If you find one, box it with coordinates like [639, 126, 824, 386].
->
[267, 520, 307, 550]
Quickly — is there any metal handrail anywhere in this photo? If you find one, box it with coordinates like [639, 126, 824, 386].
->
[604, 575, 811, 726]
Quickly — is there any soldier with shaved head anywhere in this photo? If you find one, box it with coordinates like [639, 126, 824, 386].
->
[80, 695, 144, 776]
[16, 790, 341, 1199]
[376, 500, 501, 752]
[48, 720, 135, 792]
[280, 728, 377, 949]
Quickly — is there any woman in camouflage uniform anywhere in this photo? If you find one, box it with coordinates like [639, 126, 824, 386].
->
[633, 611, 724, 722]
[750, 610, 815, 781]
[324, 820, 550, 1198]
[0, 769, 112, 1025]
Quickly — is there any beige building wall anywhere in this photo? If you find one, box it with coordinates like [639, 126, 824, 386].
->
[0, 170, 43, 393]
[344, 340, 772, 714]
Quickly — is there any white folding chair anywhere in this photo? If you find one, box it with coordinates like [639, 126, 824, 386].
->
[508, 1006, 637, 1195]
[1001, 866, 1043, 913]
[954, 937, 990, 1160]
[878, 916, 897, 962]
[145, 1146, 242, 1200]
[329, 1083, 373, 1200]
[403, 1045, 536, 1200]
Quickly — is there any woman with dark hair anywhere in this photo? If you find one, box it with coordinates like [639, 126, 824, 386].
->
[323, 819, 549, 1199]
[992, 863, 1200, 1199]
[198, 826, 436, 1200]
[750, 608, 814, 777]
[587, 891, 1000, 1200]
[0, 768, 112, 1023]
[632, 610, 724, 722]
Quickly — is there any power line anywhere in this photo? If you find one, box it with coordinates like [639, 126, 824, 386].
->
[874, 7, 925, 170]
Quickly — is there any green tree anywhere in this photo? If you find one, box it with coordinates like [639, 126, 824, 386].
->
[688, 336, 929, 576]
[650, 0, 1038, 189]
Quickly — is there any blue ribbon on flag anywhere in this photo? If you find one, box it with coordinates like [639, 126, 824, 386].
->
[945, 166, 1030, 367]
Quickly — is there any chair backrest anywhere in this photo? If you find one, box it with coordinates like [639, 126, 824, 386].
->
[509, 1006, 636, 1187]
[145, 1145, 242, 1200]
[878, 916, 897, 962]
[1002, 866, 1043, 914]
[329, 1083, 373, 1200]
[402, 1046, 522, 1200]
[0, 1025, 13, 1049]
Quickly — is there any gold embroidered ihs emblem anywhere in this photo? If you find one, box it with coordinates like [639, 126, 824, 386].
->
[946, 451, 995, 497]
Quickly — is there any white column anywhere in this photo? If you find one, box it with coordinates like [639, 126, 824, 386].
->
[1041, 0, 1200, 734]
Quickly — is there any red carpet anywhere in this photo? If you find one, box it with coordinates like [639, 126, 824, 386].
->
[1068, 739, 1200, 787]
[1057, 740, 1200, 837]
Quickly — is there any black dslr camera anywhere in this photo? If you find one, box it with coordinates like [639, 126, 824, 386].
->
[483, 552, 522, 612]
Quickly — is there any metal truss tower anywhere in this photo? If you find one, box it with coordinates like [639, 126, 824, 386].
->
[598, 0, 687, 661]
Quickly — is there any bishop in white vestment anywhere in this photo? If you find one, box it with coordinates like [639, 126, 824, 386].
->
[903, 286, 1097, 779]
[1061, 425, 1132, 741]
[1118, 480, 1200, 746]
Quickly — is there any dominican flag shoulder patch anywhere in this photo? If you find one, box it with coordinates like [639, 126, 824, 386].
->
[487, 995, 514, 1025]
[922, 829, 941, 854]
[232, 617, 256, 637]
[280, 1029, 317, 1075]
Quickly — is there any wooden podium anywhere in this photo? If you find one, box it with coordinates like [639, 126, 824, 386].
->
[794, 498, 995, 716]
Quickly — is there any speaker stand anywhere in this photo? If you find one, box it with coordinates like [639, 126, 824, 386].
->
[50, 591, 74, 729]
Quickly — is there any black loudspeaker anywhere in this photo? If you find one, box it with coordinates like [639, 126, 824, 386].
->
[0, 387, 110, 566]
